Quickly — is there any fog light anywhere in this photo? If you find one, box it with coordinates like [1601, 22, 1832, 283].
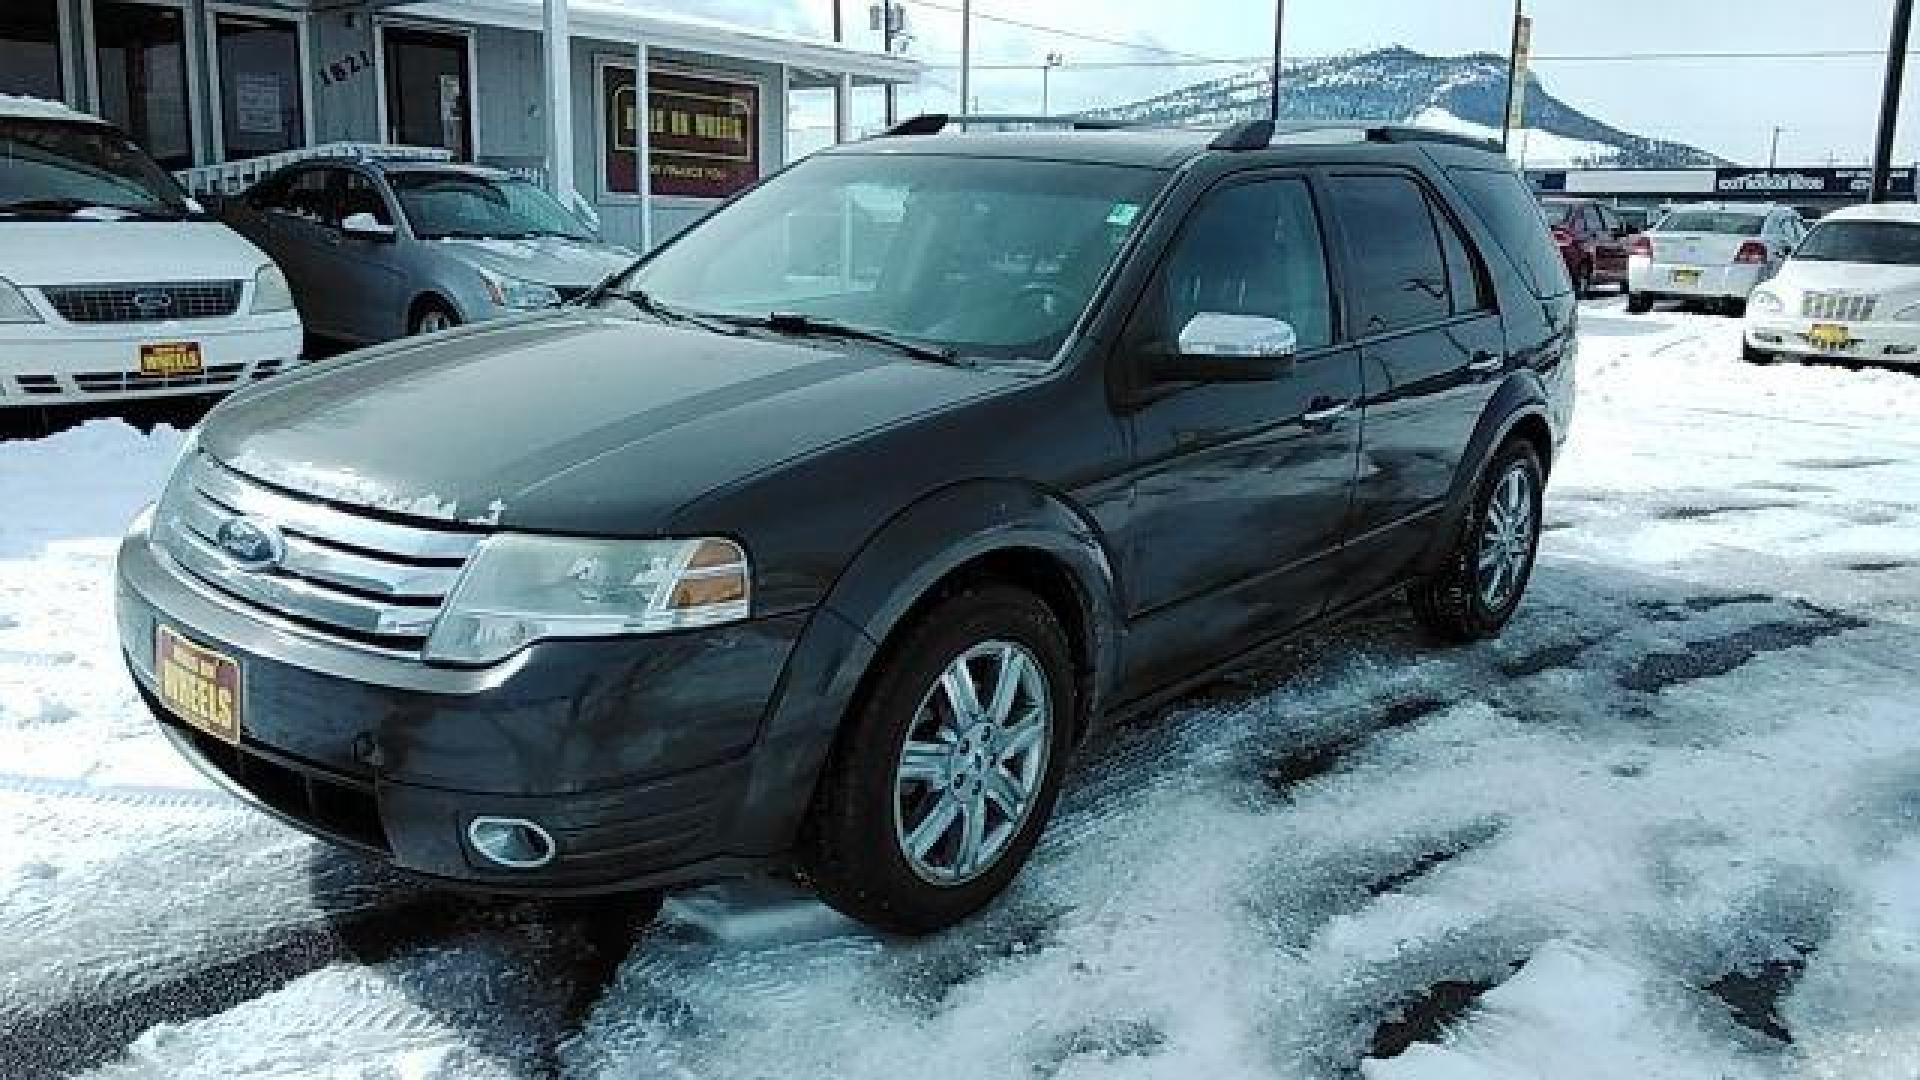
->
[467, 816, 557, 869]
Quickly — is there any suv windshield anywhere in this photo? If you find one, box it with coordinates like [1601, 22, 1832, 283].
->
[0, 117, 191, 219]
[390, 172, 590, 241]
[1794, 220, 1920, 265]
[619, 153, 1169, 366]
[1658, 210, 1765, 235]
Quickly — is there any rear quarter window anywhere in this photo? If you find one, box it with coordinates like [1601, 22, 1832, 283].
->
[1448, 168, 1572, 299]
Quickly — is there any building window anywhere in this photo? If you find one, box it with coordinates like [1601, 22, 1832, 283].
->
[0, 1, 64, 99]
[94, 2, 193, 169]
[215, 13, 305, 160]
[602, 65, 760, 199]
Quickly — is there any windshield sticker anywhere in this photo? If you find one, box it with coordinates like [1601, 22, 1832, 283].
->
[1107, 202, 1141, 228]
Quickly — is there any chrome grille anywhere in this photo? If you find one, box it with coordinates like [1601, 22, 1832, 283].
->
[40, 281, 243, 323]
[74, 364, 246, 394]
[1802, 292, 1876, 322]
[153, 454, 482, 649]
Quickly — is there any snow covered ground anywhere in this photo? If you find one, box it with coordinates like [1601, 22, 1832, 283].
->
[4, 303, 1920, 1079]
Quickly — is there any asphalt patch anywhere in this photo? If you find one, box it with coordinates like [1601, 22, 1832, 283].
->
[1702, 943, 1815, 1044]
[1259, 697, 1449, 798]
[1617, 607, 1868, 694]
[1365, 978, 1497, 1061]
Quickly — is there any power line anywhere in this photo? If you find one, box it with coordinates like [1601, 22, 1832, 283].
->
[902, 0, 1239, 65]
[919, 48, 1920, 71]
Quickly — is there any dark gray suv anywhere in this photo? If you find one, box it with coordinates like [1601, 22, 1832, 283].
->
[115, 117, 1577, 933]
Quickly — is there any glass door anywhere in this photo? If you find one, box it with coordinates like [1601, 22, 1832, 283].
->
[214, 12, 306, 160]
[94, 1, 194, 169]
[381, 26, 470, 160]
[0, 0, 64, 99]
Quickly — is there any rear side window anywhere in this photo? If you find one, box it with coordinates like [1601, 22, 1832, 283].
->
[1328, 174, 1451, 335]
[1449, 168, 1572, 298]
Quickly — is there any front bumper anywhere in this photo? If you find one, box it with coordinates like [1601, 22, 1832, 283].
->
[1627, 258, 1764, 301]
[1746, 316, 1920, 363]
[115, 519, 811, 894]
[0, 310, 304, 406]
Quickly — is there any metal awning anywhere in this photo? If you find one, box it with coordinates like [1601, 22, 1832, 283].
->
[374, 0, 919, 84]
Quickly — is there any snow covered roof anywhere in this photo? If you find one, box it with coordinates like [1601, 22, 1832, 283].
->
[1822, 201, 1920, 225]
[0, 95, 104, 125]
[384, 0, 919, 83]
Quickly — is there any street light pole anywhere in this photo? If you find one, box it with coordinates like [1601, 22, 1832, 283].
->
[1872, 0, 1915, 202]
[1268, 0, 1285, 121]
[1042, 52, 1063, 115]
[1500, 0, 1524, 151]
[959, 0, 972, 119]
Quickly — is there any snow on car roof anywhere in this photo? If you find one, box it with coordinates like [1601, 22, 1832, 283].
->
[0, 94, 105, 124]
[1822, 201, 1920, 225]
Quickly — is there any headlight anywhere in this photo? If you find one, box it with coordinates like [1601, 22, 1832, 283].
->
[0, 277, 42, 324]
[252, 264, 295, 314]
[478, 270, 562, 311]
[425, 535, 751, 665]
[1749, 289, 1785, 316]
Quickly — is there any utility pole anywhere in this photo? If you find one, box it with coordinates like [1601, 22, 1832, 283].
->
[1268, 0, 1285, 120]
[1500, 0, 1525, 151]
[1873, 0, 1914, 202]
[1042, 52, 1064, 115]
[1768, 126, 1783, 171]
[959, 0, 972, 120]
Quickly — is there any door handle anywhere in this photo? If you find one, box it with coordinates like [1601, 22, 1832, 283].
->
[1468, 350, 1504, 376]
[1302, 398, 1355, 427]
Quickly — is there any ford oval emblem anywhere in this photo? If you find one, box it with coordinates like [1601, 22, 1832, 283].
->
[132, 291, 175, 313]
[215, 516, 286, 571]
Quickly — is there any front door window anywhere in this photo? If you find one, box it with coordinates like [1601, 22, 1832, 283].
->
[382, 27, 470, 161]
[0, 1, 63, 99]
[94, 2, 194, 169]
[216, 13, 305, 160]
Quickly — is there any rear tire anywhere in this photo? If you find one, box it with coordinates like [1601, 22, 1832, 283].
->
[1626, 292, 1654, 315]
[1723, 297, 1748, 319]
[1409, 441, 1545, 644]
[1742, 343, 1776, 365]
[800, 586, 1076, 934]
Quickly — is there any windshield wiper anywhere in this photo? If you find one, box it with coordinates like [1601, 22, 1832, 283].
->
[728, 312, 970, 367]
[598, 285, 742, 336]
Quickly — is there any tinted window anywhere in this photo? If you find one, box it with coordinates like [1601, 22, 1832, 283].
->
[1138, 176, 1333, 352]
[1435, 203, 1490, 314]
[1329, 174, 1451, 335]
[1451, 168, 1571, 298]
[0, 1, 63, 98]
[1659, 210, 1766, 235]
[1795, 220, 1920, 265]
[265, 168, 335, 225]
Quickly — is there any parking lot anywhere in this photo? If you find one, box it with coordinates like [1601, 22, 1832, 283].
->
[2, 300, 1916, 1078]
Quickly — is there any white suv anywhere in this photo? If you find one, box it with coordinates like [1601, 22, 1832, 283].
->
[1745, 203, 1920, 366]
[0, 96, 302, 408]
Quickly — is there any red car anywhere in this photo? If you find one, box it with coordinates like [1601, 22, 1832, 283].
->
[1541, 198, 1632, 296]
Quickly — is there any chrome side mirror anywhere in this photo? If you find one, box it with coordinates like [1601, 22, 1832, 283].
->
[1177, 312, 1299, 359]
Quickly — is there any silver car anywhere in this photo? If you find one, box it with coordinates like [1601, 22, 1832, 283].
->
[225, 159, 632, 343]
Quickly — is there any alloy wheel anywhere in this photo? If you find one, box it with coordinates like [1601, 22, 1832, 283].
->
[893, 640, 1053, 886]
[1477, 465, 1536, 610]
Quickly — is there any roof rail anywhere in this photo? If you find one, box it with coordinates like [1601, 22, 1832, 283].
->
[881, 113, 1134, 137]
[1208, 119, 1504, 154]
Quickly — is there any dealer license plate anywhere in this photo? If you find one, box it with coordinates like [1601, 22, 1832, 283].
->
[1807, 324, 1851, 351]
[156, 625, 241, 744]
[139, 341, 203, 377]
[1670, 268, 1701, 287]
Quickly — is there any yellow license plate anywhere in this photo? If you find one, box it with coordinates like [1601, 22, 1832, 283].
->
[156, 625, 241, 744]
[140, 341, 203, 377]
[1808, 324, 1851, 350]
[1671, 268, 1701, 286]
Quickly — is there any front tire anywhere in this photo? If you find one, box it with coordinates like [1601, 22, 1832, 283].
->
[800, 586, 1076, 934]
[1627, 292, 1654, 314]
[1742, 342, 1776, 365]
[1409, 441, 1545, 643]
[411, 300, 460, 336]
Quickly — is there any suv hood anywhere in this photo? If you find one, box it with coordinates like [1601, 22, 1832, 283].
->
[200, 312, 1008, 533]
[435, 235, 633, 290]
[0, 220, 270, 285]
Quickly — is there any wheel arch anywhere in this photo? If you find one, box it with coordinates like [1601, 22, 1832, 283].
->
[1414, 379, 1556, 576]
[730, 480, 1124, 858]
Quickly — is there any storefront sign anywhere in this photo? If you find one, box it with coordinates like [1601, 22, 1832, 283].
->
[602, 66, 760, 199]
[1714, 167, 1915, 197]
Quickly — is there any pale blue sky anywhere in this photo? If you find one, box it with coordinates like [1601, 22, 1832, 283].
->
[687, 0, 1920, 166]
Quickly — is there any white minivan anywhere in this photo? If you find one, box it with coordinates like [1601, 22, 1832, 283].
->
[0, 95, 302, 408]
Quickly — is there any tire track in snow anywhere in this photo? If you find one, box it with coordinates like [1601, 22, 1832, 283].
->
[0, 772, 231, 810]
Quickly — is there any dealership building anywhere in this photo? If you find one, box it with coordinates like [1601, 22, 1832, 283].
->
[0, 0, 918, 249]
[1529, 165, 1918, 217]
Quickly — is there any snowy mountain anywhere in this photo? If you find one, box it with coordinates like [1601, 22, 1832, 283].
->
[1084, 47, 1723, 169]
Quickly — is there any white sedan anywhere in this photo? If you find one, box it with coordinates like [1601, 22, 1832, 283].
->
[1744, 202, 1920, 366]
[1627, 202, 1804, 316]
